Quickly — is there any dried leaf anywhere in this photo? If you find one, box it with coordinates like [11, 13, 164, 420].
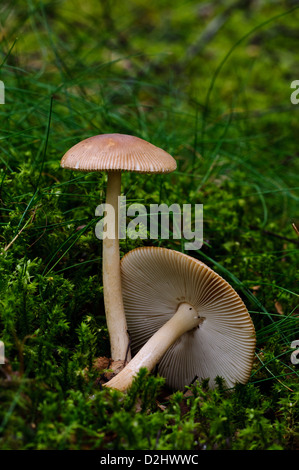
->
[275, 301, 284, 315]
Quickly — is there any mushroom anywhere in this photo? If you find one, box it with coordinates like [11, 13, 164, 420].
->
[104, 247, 256, 391]
[60, 134, 176, 362]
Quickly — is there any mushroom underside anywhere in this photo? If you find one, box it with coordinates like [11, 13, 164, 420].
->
[121, 247, 256, 390]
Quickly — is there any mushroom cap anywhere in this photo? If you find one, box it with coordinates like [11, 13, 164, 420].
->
[60, 133, 176, 173]
[121, 247, 256, 390]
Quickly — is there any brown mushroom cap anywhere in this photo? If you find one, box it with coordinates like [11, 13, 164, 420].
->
[121, 247, 256, 390]
[60, 133, 177, 173]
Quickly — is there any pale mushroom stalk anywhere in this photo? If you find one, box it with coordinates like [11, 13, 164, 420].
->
[104, 303, 203, 391]
[103, 171, 131, 362]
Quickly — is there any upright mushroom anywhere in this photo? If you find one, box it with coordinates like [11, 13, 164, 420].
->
[60, 134, 176, 362]
[104, 247, 256, 391]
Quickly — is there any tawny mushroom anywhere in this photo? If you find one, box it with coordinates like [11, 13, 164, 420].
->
[60, 134, 176, 362]
[104, 247, 256, 391]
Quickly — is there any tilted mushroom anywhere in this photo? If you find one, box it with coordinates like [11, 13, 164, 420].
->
[60, 134, 176, 362]
[104, 247, 256, 391]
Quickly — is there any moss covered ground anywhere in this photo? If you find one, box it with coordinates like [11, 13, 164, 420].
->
[0, 0, 298, 452]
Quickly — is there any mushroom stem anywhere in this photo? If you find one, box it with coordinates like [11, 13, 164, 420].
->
[103, 171, 131, 362]
[104, 302, 201, 391]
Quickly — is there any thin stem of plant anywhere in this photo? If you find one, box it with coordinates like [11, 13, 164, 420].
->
[102, 171, 131, 362]
[2, 206, 39, 253]
[104, 303, 201, 391]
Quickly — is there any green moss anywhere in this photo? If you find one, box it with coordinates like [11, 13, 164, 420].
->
[0, 0, 298, 451]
